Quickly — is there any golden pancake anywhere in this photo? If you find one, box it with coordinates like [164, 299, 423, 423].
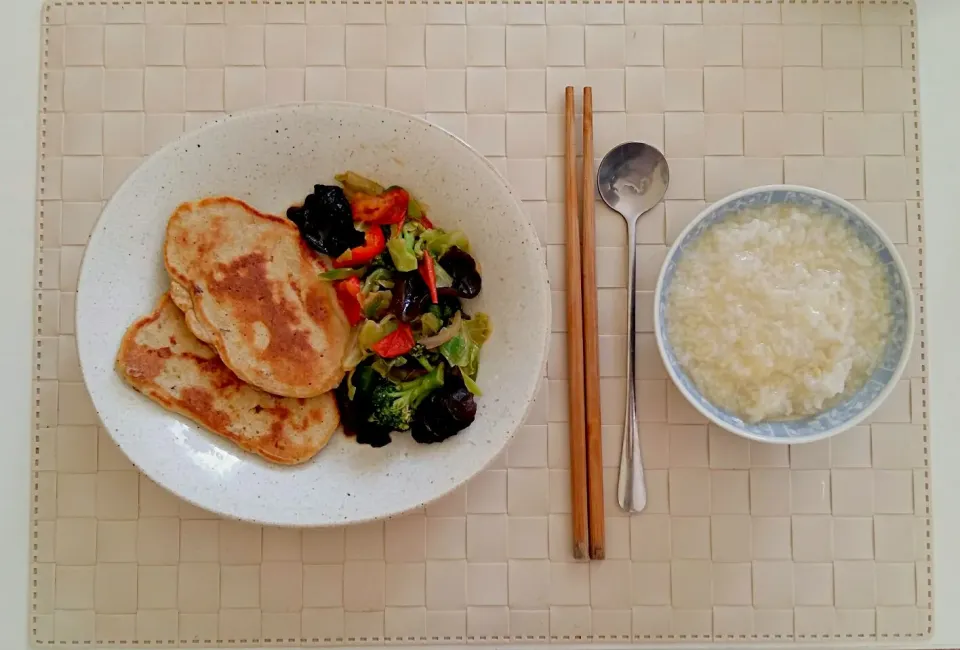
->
[164, 197, 350, 398]
[116, 294, 339, 465]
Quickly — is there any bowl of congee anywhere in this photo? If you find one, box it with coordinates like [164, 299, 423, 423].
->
[654, 185, 914, 444]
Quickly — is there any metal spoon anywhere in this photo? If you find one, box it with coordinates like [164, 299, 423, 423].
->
[597, 142, 670, 513]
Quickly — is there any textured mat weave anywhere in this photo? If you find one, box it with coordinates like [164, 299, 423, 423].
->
[32, 0, 931, 645]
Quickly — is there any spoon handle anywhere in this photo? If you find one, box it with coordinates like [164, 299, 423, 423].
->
[617, 217, 647, 512]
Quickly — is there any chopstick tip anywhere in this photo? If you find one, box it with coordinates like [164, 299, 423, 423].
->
[573, 540, 588, 561]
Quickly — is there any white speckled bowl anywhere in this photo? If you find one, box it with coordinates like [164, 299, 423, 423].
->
[654, 185, 914, 445]
[76, 103, 550, 526]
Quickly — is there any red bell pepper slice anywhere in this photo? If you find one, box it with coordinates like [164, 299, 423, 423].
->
[350, 187, 409, 225]
[419, 214, 435, 229]
[371, 322, 415, 358]
[333, 226, 386, 268]
[333, 276, 364, 326]
[419, 253, 439, 304]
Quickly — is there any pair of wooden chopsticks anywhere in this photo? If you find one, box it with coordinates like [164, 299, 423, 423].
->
[564, 86, 605, 561]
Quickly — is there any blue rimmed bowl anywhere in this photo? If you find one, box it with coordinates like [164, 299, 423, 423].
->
[653, 185, 914, 444]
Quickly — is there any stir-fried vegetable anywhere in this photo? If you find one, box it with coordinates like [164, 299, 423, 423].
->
[287, 171, 491, 447]
[427, 295, 462, 324]
[407, 196, 425, 221]
[433, 260, 454, 289]
[387, 232, 418, 272]
[336, 361, 393, 447]
[420, 311, 462, 350]
[371, 322, 415, 358]
[336, 171, 384, 199]
[412, 368, 477, 444]
[392, 272, 430, 323]
[321, 267, 365, 281]
[287, 185, 364, 257]
[358, 317, 398, 349]
[334, 226, 385, 268]
[420, 312, 442, 337]
[369, 251, 394, 271]
[362, 268, 394, 293]
[439, 247, 482, 298]
[333, 277, 365, 326]
[421, 229, 470, 258]
[419, 253, 439, 304]
[362, 290, 392, 320]
[463, 313, 492, 346]
[350, 187, 410, 225]
[439, 313, 490, 382]
[369, 363, 444, 431]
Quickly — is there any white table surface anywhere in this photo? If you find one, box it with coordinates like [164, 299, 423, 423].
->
[2, 1, 958, 649]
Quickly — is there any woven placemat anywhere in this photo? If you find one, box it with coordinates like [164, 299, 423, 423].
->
[32, 0, 931, 646]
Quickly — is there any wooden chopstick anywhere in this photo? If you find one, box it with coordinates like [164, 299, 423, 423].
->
[563, 86, 589, 561]
[580, 87, 606, 560]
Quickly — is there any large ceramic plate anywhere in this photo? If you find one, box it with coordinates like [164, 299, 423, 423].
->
[76, 103, 550, 526]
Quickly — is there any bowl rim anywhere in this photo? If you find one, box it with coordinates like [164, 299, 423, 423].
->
[652, 184, 916, 445]
[75, 101, 551, 525]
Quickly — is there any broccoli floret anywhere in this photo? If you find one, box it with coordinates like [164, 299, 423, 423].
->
[408, 344, 435, 370]
[368, 364, 444, 431]
[410, 344, 447, 372]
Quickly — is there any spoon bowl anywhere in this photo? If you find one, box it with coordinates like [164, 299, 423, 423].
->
[596, 142, 670, 514]
[598, 142, 670, 222]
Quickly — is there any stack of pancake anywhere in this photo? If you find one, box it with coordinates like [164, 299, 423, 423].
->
[115, 197, 351, 465]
